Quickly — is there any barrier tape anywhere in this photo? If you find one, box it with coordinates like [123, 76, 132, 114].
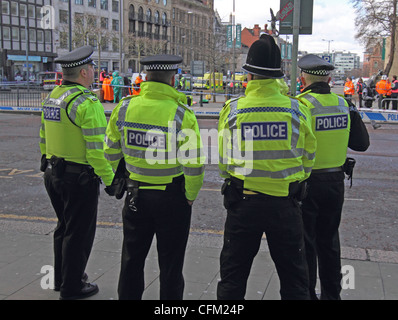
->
[1, 105, 398, 123]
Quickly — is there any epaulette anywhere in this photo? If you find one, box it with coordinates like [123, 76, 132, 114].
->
[223, 96, 242, 109]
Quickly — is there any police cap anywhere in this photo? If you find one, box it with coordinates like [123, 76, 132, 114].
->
[242, 34, 284, 79]
[141, 54, 183, 72]
[55, 46, 96, 69]
[298, 54, 334, 76]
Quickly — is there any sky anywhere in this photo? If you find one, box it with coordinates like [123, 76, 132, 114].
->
[214, 0, 365, 60]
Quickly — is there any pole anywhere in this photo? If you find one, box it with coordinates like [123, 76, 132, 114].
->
[25, 20, 29, 91]
[232, 0, 235, 95]
[291, 0, 301, 96]
[68, 0, 72, 51]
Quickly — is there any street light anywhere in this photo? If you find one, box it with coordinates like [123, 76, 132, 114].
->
[322, 39, 334, 53]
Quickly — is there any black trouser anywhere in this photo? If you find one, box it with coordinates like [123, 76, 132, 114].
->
[301, 171, 345, 300]
[392, 92, 398, 110]
[118, 180, 192, 300]
[217, 185, 310, 300]
[43, 165, 99, 296]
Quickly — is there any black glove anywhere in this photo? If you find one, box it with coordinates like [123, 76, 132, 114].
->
[105, 184, 117, 196]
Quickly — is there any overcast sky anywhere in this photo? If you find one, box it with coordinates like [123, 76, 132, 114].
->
[214, 0, 365, 60]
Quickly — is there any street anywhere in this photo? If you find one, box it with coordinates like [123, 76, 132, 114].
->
[0, 111, 397, 253]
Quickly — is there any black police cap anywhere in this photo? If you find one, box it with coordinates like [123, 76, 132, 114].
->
[242, 34, 284, 79]
[55, 46, 96, 69]
[141, 54, 183, 71]
[298, 54, 334, 76]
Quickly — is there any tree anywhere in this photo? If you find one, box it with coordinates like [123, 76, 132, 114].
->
[352, 0, 398, 75]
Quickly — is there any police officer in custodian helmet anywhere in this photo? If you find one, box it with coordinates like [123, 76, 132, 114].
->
[39, 46, 116, 299]
[104, 54, 205, 300]
[217, 34, 317, 300]
[297, 54, 370, 299]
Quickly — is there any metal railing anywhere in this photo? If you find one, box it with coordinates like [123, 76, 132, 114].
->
[0, 89, 45, 108]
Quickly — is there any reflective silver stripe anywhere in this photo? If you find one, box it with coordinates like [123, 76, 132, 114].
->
[174, 104, 186, 130]
[44, 98, 67, 109]
[105, 152, 123, 161]
[43, 88, 81, 109]
[86, 141, 104, 149]
[303, 150, 316, 160]
[41, 123, 45, 131]
[289, 99, 301, 149]
[227, 165, 304, 179]
[105, 135, 121, 149]
[183, 166, 205, 176]
[227, 98, 240, 130]
[40, 137, 46, 144]
[69, 95, 89, 122]
[303, 94, 349, 116]
[126, 162, 182, 176]
[82, 127, 106, 136]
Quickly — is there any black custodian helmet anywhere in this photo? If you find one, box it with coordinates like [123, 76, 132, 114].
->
[242, 34, 284, 79]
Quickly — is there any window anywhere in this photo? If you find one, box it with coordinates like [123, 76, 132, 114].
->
[3, 27, 11, 40]
[88, 15, 97, 27]
[88, 35, 97, 49]
[10, 1, 18, 16]
[20, 4, 26, 17]
[112, 0, 118, 12]
[59, 10, 68, 24]
[37, 30, 44, 42]
[154, 11, 159, 24]
[29, 29, 36, 41]
[2, 1, 10, 15]
[112, 38, 119, 51]
[146, 8, 152, 22]
[28, 4, 35, 18]
[101, 17, 108, 29]
[88, 0, 96, 8]
[162, 12, 167, 24]
[11, 27, 19, 40]
[112, 19, 119, 31]
[100, 0, 108, 10]
[75, 0, 83, 5]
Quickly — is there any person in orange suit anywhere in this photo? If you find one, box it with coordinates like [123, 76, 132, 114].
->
[376, 75, 392, 109]
[344, 77, 355, 101]
[103, 76, 113, 102]
[132, 74, 143, 95]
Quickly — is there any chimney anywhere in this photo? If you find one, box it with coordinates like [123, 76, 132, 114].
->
[253, 24, 260, 37]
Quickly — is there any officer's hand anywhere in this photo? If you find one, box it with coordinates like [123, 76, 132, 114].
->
[105, 185, 116, 196]
[187, 200, 194, 206]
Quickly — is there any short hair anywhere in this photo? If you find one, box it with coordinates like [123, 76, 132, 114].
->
[146, 70, 176, 84]
[62, 64, 89, 81]
[302, 72, 330, 84]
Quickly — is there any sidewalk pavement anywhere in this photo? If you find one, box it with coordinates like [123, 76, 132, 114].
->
[1, 219, 398, 300]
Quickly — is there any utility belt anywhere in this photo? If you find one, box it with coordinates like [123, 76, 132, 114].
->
[126, 175, 185, 212]
[311, 158, 356, 187]
[41, 155, 96, 184]
[220, 176, 307, 210]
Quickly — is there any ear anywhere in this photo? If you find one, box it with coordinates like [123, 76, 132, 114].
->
[327, 76, 332, 84]
[300, 75, 307, 87]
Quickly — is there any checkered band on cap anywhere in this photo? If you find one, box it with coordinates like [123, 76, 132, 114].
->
[144, 64, 179, 71]
[60, 56, 93, 68]
[302, 69, 331, 76]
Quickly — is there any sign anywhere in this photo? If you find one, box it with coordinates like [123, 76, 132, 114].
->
[235, 24, 241, 48]
[281, 43, 292, 59]
[227, 25, 233, 49]
[191, 60, 205, 77]
[279, 0, 314, 35]
[322, 55, 331, 63]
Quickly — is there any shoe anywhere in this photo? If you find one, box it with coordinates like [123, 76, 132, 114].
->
[59, 282, 99, 300]
[54, 273, 89, 292]
[373, 123, 382, 129]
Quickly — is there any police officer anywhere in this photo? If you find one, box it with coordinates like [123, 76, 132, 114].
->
[39, 46, 116, 299]
[297, 54, 370, 300]
[104, 54, 205, 300]
[217, 34, 316, 300]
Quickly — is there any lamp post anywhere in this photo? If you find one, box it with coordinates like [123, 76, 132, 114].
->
[322, 39, 334, 53]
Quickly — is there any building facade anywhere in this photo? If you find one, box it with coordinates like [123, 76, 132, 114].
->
[0, 0, 56, 81]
